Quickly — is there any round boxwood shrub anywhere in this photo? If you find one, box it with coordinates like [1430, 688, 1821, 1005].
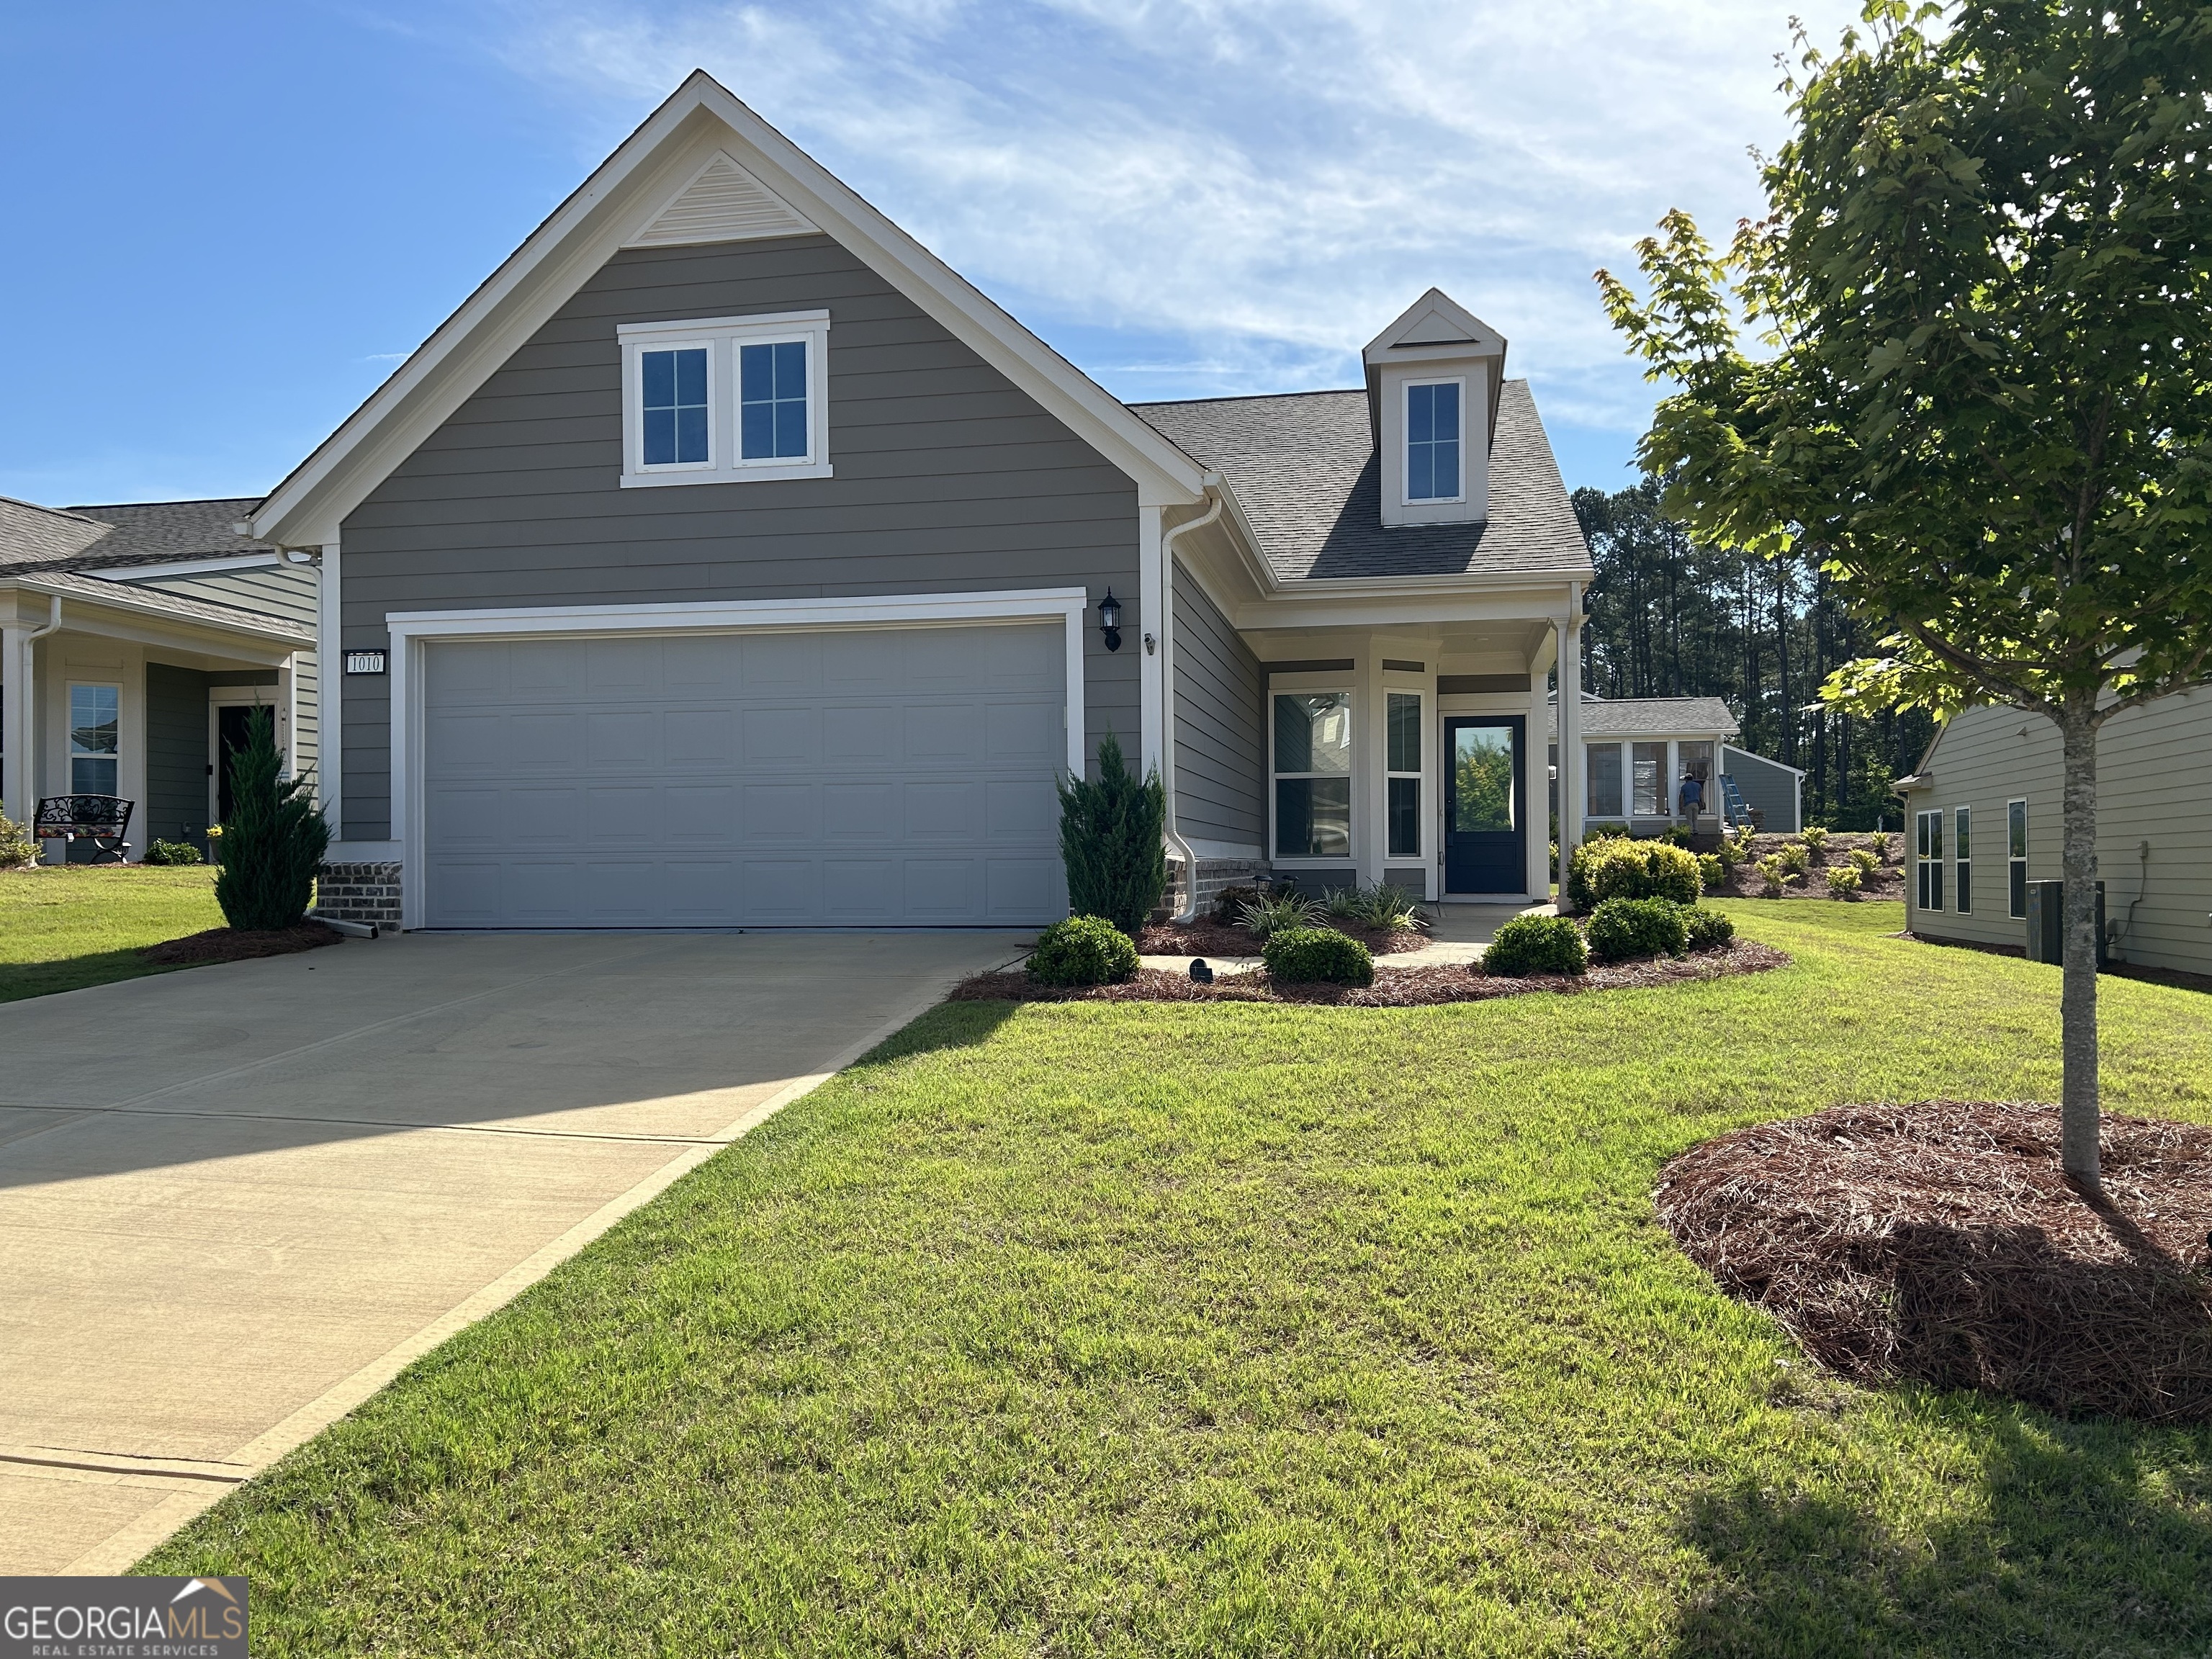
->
[1482, 913, 1588, 977]
[1682, 906, 1736, 952]
[1585, 896, 1690, 963]
[1567, 837, 1704, 912]
[1028, 914, 1140, 986]
[1262, 927, 1374, 986]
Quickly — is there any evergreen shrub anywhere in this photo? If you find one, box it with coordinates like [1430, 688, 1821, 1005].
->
[1483, 914, 1588, 976]
[144, 839, 204, 866]
[1586, 896, 1689, 963]
[1682, 907, 1736, 951]
[1056, 731, 1166, 937]
[1028, 915, 1140, 986]
[1262, 927, 1374, 986]
[213, 709, 329, 930]
[1567, 837, 1703, 912]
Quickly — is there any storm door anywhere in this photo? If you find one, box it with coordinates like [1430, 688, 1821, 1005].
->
[1443, 716, 1525, 894]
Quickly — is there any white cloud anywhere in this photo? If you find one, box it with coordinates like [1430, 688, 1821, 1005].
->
[491, 0, 1857, 443]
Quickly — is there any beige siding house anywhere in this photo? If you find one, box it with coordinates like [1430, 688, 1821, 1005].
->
[1895, 690, 2212, 975]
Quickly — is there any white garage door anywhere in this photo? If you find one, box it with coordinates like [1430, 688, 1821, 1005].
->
[420, 624, 1067, 927]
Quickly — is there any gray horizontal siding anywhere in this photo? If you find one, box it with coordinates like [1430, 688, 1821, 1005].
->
[340, 233, 1138, 840]
[1171, 558, 1264, 849]
[1721, 746, 1801, 833]
[1905, 690, 2212, 975]
[135, 563, 320, 792]
[144, 661, 210, 849]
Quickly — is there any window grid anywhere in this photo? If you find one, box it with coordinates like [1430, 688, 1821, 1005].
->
[1406, 381, 1462, 501]
[69, 683, 120, 796]
[739, 339, 810, 461]
[1954, 805, 1972, 914]
[1915, 808, 1945, 912]
[1386, 691, 1421, 858]
[2008, 799, 2029, 919]
[639, 347, 709, 467]
[1273, 691, 1354, 860]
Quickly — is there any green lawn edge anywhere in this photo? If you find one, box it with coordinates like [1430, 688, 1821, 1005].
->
[0, 866, 223, 1002]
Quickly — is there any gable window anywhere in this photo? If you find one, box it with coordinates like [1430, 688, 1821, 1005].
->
[1915, 808, 1944, 911]
[1954, 806, 1972, 914]
[1406, 381, 1462, 501]
[1387, 691, 1421, 858]
[640, 347, 709, 467]
[69, 683, 120, 796]
[1274, 691, 1352, 858]
[1586, 742, 1623, 817]
[2008, 799, 2028, 919]
[619, 310, 831, 487]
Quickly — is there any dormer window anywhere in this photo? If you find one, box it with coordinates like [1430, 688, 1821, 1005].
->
[619, 310, 832, 487]
[1406, 380, 1463, 502]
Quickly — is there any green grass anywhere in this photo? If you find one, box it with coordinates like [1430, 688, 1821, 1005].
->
[147, 902, 2212, 1656]
[0, 864, 222, 1002]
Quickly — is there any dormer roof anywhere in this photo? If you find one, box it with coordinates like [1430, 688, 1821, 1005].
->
[1359, 287, 1507, 451]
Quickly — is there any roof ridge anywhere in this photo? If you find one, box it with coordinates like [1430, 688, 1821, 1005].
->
[0, 494, 109, 528]
[63, 496, 266, 513]
[1127, 387, 1365, 410]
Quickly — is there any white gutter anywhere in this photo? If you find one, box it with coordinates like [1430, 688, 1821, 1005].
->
[1159, 485, 1227, 921]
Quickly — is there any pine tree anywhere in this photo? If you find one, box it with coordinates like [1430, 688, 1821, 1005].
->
[214, 707, 331, 931]
[1055, 731, 1166, 938]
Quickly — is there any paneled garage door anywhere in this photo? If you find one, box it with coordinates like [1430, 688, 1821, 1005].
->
[420, 624, 1067, 927]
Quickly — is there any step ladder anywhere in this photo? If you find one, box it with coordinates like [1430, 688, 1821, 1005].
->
[1717, 773, 1753, 829]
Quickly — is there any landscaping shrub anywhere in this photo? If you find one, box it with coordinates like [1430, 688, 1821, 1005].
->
[1697, 852, 1725, 891]
[1755, 855, 1801, 897]
[1661, 824, 1694, 847]
[1682, 907, 1736, 951]
[1777, 841, 1812, 876]
[1586, 896, 1689, 963]
[1869, 829, 1893, 864]
[214, 709, 329, 931]
[1483, 913, 1588, 976]
[1849, 847, 1881, 877]
[1800, 826, 1830, 862]
[1729, 822, 1758, 859]
[1827, 866, 1863, 899]
[1236, 889, 1326, 940]
[1567, 836, 1703, 912]
[1056, 731, 1165, 937]
[0, 811, 35, 869]
[1210, 882, 1273, 925]
[1262, 927, 1374, 986]
[1323, 881, 1427, 931]
[143, 839, 204, 866]
[1028, 914, 1139, 986]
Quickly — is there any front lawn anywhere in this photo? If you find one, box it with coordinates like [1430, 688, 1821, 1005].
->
[0, 864, 223, 1002]
[149, 902, 2212, 1655]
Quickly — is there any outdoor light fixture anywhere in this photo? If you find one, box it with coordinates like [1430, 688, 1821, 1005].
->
[1097, 588, 1123, 652]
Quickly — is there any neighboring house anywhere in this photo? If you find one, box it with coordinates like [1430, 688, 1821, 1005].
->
[1545, 693, 1804, 835]
[1, 498, 318, 860]
[1894, 691, 2212, 976]
[237, 71, 1603, 931]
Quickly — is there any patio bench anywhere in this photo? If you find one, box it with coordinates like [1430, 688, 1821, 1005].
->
[34, 795, 135, 864]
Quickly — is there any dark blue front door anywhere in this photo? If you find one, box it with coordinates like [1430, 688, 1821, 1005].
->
[1444, 716, 1525, 894]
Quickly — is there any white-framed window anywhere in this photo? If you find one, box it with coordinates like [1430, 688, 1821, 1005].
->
[2008, 799, 2029, 919]
[1386, 691, 1421, 858]
[619, 310, 832, 487]
[1272, 689, 1353, 859]
[1586, 741, 1624, 817]
[1632, 740, 1668, 816]
[1915, 808, 1945, 911]
[1404, 379, 1464, 503]
[1954, 805, 1972, 914]
[68, 682, 120, 796]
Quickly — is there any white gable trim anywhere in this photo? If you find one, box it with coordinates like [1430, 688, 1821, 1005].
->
[623, 148, 817, 246]
[250, 73, 1204, 548]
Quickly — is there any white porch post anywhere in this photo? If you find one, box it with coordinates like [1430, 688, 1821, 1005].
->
[1557, 586, 1585, 866]
[1136, 505, 1166, 778]
[1, 617, 31, 830]
[317, 539, 341, 831]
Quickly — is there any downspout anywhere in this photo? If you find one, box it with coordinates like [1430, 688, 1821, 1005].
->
[1159, 485, 1227, 922]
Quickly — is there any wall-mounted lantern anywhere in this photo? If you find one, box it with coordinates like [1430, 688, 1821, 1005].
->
[1097, 588, 1123, 652]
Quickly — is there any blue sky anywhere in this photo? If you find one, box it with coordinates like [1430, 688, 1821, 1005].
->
[0, 0, 1855, 510]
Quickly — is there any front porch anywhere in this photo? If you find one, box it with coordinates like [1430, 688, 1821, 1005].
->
[1, 575, 315, 862]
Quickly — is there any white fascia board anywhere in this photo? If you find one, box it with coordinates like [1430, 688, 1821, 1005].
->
[1724, 742, 1810, 778]
[1, 575, 310, 649]
[253, 73, 1203, 548]
[102, 552, 283, 580]
[384, 587, 1089, 638]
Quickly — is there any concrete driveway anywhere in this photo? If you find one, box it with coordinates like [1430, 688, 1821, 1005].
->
[0, 928, 1025, 1574]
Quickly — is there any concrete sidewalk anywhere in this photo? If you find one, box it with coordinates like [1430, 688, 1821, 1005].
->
[0, 929, 1025, 1575]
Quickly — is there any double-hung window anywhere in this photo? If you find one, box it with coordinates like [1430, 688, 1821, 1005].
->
[69, 683, 120, 796]
[1915, 808, 1945, 911]
[1586, 742, 1624, 817]
[1954, 806, 1972, 914]
[2008, 799, 2029, 919]
[1386, 692, 1421, 858]
[619, 310, 831, 487]
[1631, 741, 1668, 816]
[1406, 381, 1462, 502]
[1273, 691, 1353, 858]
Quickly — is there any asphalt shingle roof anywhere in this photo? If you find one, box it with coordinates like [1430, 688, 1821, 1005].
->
[1546, 696, 1741, 739]
[0, 495, 270, 575]
[4, 566, 315, 643]
[1130, 379, 1593, 583]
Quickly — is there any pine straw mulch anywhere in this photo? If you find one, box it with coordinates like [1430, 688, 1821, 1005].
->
[950, 940, 1788, 1008]
[140, 922, 344, 966]
[1657, 1100, 2212, 1422]
[1134, 917, 1430, 957]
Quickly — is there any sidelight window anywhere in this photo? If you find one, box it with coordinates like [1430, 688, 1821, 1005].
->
[1386, 691, 1421, 857]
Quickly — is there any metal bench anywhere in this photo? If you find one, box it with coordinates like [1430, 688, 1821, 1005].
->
[34, 795, 135, 864]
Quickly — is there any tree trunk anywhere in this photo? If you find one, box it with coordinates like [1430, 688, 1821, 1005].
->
[2057, 699, 2101, 1190]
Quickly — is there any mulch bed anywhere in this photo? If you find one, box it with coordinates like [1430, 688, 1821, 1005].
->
[1657, 1100, 2212, 1421]
[950, 940, 1788, 1008]
[1136, 917, 1429, 957]
[140, 923, 344, 966]
[1706, 832, 1907, 902]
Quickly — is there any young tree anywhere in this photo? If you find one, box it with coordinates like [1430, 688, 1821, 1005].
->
[215, 708, 331, 932]
[1056, 731, 1167, 938]
[1599, 0, 2212, 1189]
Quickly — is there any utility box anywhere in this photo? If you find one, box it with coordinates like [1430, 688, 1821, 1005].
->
[2025, 880, 2105, 966]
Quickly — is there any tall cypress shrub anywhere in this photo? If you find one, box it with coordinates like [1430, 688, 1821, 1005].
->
[215, 708, 331, 931]
[1056, 730, 1166, 937]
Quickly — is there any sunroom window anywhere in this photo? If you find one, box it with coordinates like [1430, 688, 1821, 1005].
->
[1274, 691, 1352, 858]
[1586, 742, 1624, 817]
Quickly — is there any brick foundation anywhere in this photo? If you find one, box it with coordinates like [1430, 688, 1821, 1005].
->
[316, 861, 403, 928]
[1165, 855, 1270, 919]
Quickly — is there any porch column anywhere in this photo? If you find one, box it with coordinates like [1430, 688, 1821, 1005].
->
[1556, 590, 1585, 866]
[1, 617, 31, 830]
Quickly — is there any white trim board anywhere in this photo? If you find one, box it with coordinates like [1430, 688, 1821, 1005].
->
[104, 553, 283, 580]
[384, 588, 1090, 932]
